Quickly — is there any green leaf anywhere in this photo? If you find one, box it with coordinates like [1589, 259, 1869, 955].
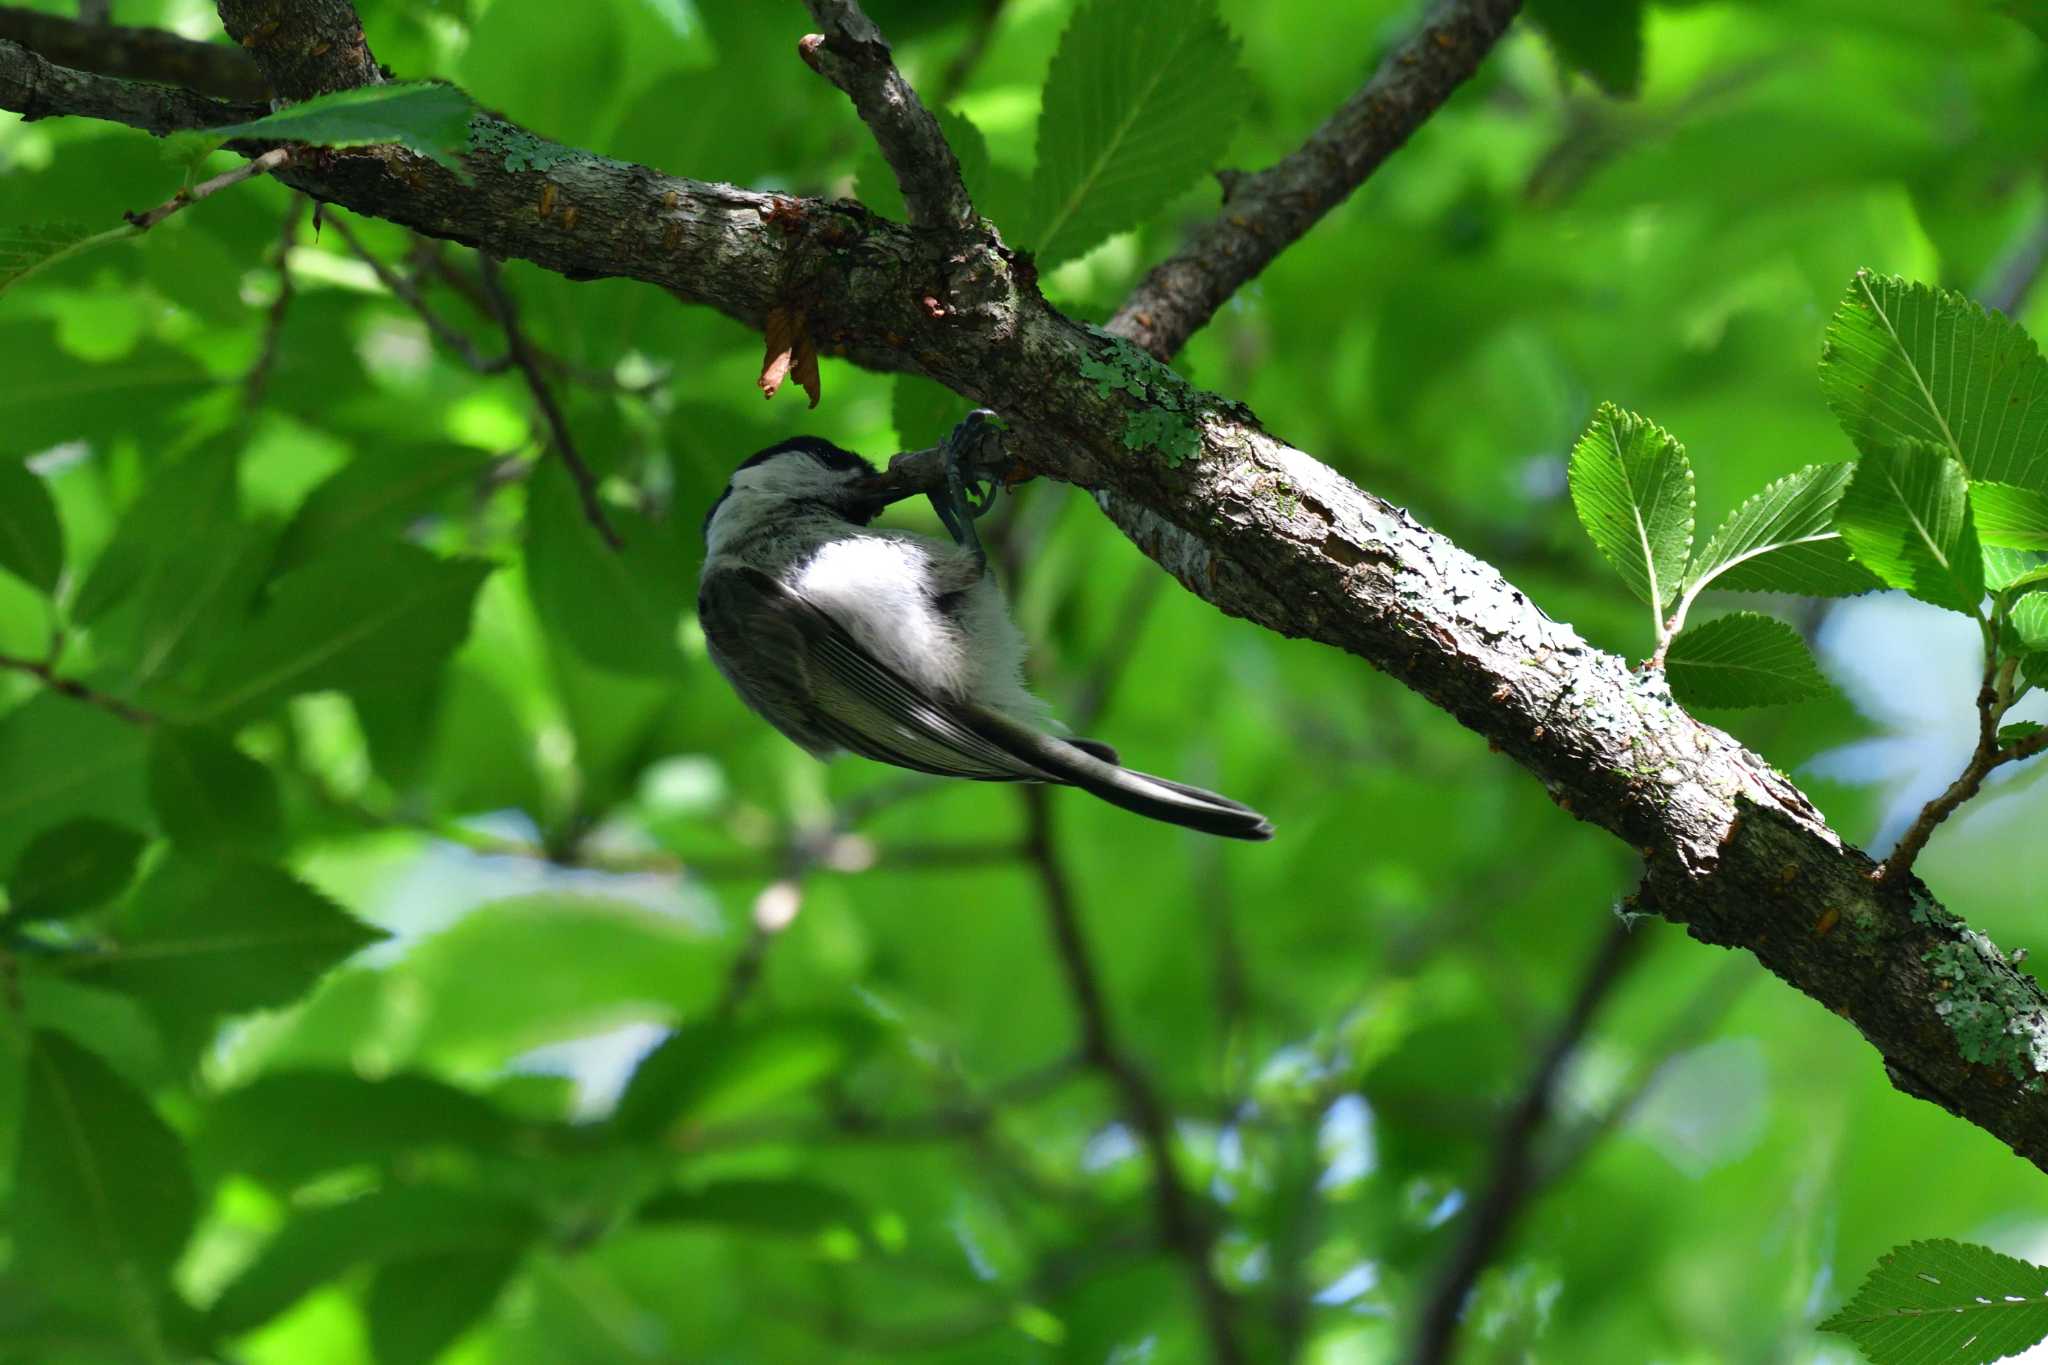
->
[5, 818, 146, 922]
[1567, 402, 1695, 611]
[205, 83, 478, 173]
[1998, 1, 2048, 43]
[0, 320, 209, 454]
[1819, 272, 2048, 491]
[209, 1186, 539, 1335]
[1971, 482, 2048, 550]
[893, 373, 974, 453]
[194, 540, 491, 725]
[2013, 592, 2048, 652]
[1985, 546, 2048, 593]
[2000, 721, 2045, 747]
[0, 694, 150, 871]
[1663, 612, 1831, 709]
[639, 1178, 869, 1241]
[1820, 1239, 2048, 1365]
[524, 462, 694, 677]
[89, 855, 385, 1030]
[1687, 461, 1881, 597]
[13, 1032, 195, 1344]
[1026, 0, 1252, 266]
[1527, 0, 1645, 97]
[0, 222, 110, 295]
[614, 1011, 884, 1140]
[0, 458, 62, 595]
[198, 1070, 523, 1187]
[366, 1250, 522, 1365]
[1834, 441, 1984, 613]
[146, 726, 283, 856]
[274, 441, 489, 573]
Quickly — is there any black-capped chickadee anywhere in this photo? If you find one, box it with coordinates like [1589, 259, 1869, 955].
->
[697, 434, 1273, 840]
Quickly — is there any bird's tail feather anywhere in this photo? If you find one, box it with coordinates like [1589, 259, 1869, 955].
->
[966, 711, 1274, 841]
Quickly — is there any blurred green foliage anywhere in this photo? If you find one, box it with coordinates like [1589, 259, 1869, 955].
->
[3, 0, 2048, 1362]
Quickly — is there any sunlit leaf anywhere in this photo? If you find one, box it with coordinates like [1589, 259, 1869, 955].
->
[1971, 481, 2048, 550]
[1688, 461, 1880, 597]
[1820, 272, 2048, 492]
[2013, 591, 2048, 652]
[1026, 0, 1252, 266]
[1820, 1239, 2048, 1365]
[1567, 402, 1695, 610]
[1834, 440, 1984, 614]
[1663, 612, 1831, 709]
[614, 1012, 884, 1139]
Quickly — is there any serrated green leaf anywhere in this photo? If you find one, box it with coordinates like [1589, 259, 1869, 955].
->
[5, 818, 146, 922]
[146, 726, 283, 856]
[1820, 272, 2048, 492]
[1527, 0, 1645, 97]
[193, 540, 490, 725]
[1985, 546, 2048, 593]
[0, 222, 114, 295]
[1835, 441, 1984, 613]
[1820, 1238, 2048, 1365]
[614, 1012, 884, 1140]
[0, 458, 62, 595]
[1663, 612, 1831, 709]
[1567, 402, 1695, 611]
[1026, 0, 1252, 267]
[524, 462, 693, 677]
[13, 1032, 195, 1346]
[209, 1186, 538, 1335]
[1687, 461, 1880, 598]
[1972, 482, 2048, 550]
[2000, 721, 2045, 747]
[87, 855, 385, 1030]
[2013, 592, 2048, 652]
[205, 83, 477, 174]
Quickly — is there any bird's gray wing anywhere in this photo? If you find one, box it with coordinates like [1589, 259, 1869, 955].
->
[697, 566, 1048, 781]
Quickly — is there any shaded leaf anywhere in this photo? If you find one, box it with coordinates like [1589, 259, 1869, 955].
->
[2000, 721, 2045, 747]
[0, 221, 105, 294]
[525, 461, 694, 677]
[1527, 0, 1645, 98]
[13, 1032, 195, 1342]
[894, 372, 974, 452]
[1820, 272, 2048, 491]
[5, 818, 146, 922]
[209, 1186, 539, 1335]
[614, 1012, 884, 1139]
[1820, 1239, 2048, 1365]
[206, 83, 477, 173]
[274, 441, 489, 573]
[198, 1070, 524, 1187]
[366, 1250, 522, 1365]
[1688, 461, 1881, 597]
[0, 457, 62, 595]
[1664, 612, 1832, 709]
[90, 856, 385, 1029]
[640, 1177, 869, 1241]
[1972, 481, 2048, 550]
[1834, 441, 1983, 614]
[146, 726, 283, 856]
[1027, 0, 1252, 266]
[194, 540, 491, 725]
[1567, 402, 1695, 610]
[0, 694, 150, 870]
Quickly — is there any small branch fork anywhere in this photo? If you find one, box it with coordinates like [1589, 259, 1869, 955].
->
[0, 650, 152, 725]
[799, 0, 976, 230]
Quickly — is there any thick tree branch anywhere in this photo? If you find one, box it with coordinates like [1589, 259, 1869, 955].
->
[0, 36, 259, 133]
[1107, 0, 1524, 360]
[1409, 917, 1644, 1365]
[0, 6, 267, 101]
[212, 0, 380, 98]
[1023, 786, 1242, 1365]
[14, 27, 2048, 1176]
[798, 0, 975, 231]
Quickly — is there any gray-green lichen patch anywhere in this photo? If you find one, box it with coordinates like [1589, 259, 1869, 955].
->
[467, 117, 578, 174]
[1078, 333, 1206, 468]
[1924, 930, 2048, 1084]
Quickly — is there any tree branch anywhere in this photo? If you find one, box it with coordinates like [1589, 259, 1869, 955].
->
[0, 5, 267, 101]
[211, 0, 380, 99]
[0, 651, 153, 725]
[0, 36, 259, 134]
[1107, 0, 1524, 359]
[798, 0, 975, 230]
[1022, 786, 1243, 1365]
[15, 18, 2048, 1176]
[1409, 916, 1645, 1365]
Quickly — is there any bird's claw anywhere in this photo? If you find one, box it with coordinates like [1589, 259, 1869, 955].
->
[933, 409, 1005, 569]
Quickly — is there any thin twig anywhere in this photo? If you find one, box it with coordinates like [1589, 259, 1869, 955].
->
[241, 195, 307, 413]
[798, 0, 975, 230]
[0, 651, 152, 725]
[476, 255, 623, 550]
[1022, 785, 1244, 1365]
[1408, 916, 1646, 1365]
[1108, 0, 1524, 359]
[126, 146, 290, 230]
[329, 215, 507, 373]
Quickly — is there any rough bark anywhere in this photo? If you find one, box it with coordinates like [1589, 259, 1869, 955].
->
[4, 9, 2048, 1174]
[0, 7, 268, 101]
[212, 0, 380, 98]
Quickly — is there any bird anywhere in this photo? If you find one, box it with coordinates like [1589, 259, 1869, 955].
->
[696, 433, 1273, 841]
